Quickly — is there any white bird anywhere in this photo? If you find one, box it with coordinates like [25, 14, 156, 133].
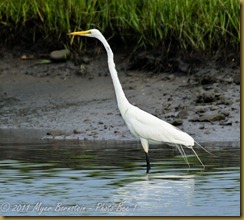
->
[69, 29, 212, 173]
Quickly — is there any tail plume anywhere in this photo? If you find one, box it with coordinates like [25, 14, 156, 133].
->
[194, 141, 215, 156]
[191, 147, 205, 169]
[175, 141, 215, 168]
[175, 144, 190, 168]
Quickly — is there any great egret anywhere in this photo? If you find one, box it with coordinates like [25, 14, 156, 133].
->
[69, 29, 211, 173]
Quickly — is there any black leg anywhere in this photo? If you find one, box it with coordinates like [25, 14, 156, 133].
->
[145, 152, 151, 173]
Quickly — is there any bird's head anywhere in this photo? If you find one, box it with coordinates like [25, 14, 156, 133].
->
[68, 28, 112, 57]
[68, 29, 101, 38]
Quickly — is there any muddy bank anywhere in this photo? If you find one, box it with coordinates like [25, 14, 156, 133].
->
[0, 48, 240, 143]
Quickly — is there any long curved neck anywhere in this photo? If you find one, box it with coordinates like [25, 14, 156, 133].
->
[97, 34, 130, 116]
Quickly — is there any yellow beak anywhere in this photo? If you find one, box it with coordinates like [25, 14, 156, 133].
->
[68, 30, 91, 36]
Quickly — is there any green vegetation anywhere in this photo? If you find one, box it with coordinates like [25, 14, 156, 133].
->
[0, 0, 240, 52]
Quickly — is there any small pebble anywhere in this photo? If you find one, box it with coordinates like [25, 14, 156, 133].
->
[73, 129, 81, 134]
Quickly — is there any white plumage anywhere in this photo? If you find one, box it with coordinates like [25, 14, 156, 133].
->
[123, 104, 194, 148]
[69, 29, 211, 173]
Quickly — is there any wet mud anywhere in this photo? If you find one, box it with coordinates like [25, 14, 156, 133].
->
[0, 48, 240, 143]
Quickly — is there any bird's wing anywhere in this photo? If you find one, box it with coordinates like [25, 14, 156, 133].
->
[123, 105, 194, 147]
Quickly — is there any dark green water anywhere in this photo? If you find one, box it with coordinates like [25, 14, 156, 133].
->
[0, 136, 240, 216]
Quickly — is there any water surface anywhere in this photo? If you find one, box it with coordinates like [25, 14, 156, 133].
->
[0, 135, 240, 216]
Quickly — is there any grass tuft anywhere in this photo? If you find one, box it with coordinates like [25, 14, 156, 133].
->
[0, 0, 240, 53]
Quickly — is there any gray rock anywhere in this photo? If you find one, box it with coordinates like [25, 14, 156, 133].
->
[196, 90, 216, 103]
[200, 113, 225, 122]
[219, 109, 230, 117]
[50, 49, 70, 61]
[81, 56, 91, 64]
[233, 74, 240, 85]
[199, 125, 205, 129]
[73, 129, 81, 134]
[222, 75, 233, 83]
[172, 118, 183, 126]
[200, 74, 218, 85]
[196, 89, 225, 104]
[189, 112, 225, 122]
[176, 106, 189, 119]
[195, 106, 208, 114]
[47, 130, 67, 136]
[189, 114, 200, 122]
[219, 120, 232, 126]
